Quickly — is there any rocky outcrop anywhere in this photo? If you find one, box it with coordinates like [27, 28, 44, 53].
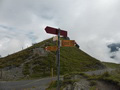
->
[0, 66, 23, 80]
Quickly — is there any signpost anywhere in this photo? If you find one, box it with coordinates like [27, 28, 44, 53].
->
[45, 26, 67, 37]
[61, 40, 75, 47]
[45, 26, 68, 90]
[45, 46, 58, 51]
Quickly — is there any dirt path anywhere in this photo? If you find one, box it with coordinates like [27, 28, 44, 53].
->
[0, 77, 57, 90]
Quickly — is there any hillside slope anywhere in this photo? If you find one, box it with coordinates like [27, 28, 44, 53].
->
[0, 37, 105, 80]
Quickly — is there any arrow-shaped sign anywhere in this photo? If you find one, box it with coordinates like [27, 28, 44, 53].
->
[45, 26, 67, 37]
[61, 40, 76, 47]
[45, 46, 58, 51]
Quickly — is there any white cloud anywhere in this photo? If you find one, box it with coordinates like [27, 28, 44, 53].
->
[0, 0, 120, 63]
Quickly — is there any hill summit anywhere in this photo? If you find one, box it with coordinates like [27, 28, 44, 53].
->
[0, 37, 105, 80]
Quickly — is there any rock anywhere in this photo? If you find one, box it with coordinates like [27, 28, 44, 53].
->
[0, 66, 24, 80]
[33, 48, 47, 56]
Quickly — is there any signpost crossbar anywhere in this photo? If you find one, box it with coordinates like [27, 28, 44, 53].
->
[45, 26, 67, 37]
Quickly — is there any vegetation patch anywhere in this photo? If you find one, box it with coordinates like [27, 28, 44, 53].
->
[102, 62, 120, 69]
[89, 80, 97, 86]
[90, 86, 97, 90]
[87, 70, 120, 88]
[46, 79, 77, 90]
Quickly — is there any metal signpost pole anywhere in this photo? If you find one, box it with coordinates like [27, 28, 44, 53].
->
[45, 26, 67, 90]
[57, 29, 60, 90]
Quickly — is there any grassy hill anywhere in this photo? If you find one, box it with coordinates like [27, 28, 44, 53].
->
[0, 37, 105, 79]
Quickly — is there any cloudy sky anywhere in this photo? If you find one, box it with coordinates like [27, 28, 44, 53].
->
[0, 0, 120, 63]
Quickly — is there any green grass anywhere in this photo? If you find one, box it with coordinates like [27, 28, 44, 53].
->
[90, 86, 97, 90]
[60, 46, 105, 74]
[46, 79, 77, 90]
[99, 70, 120, 86]
[102, 62, 120, 69]
[64, 72, 89, 81]
[89, 80, 97, 86]
[86, 70, 120, 87]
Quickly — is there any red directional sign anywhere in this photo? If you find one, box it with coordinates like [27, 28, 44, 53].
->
[45, 26, 67, 37]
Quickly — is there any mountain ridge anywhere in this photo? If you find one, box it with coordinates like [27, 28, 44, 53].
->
[0, 37, 105, 80]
